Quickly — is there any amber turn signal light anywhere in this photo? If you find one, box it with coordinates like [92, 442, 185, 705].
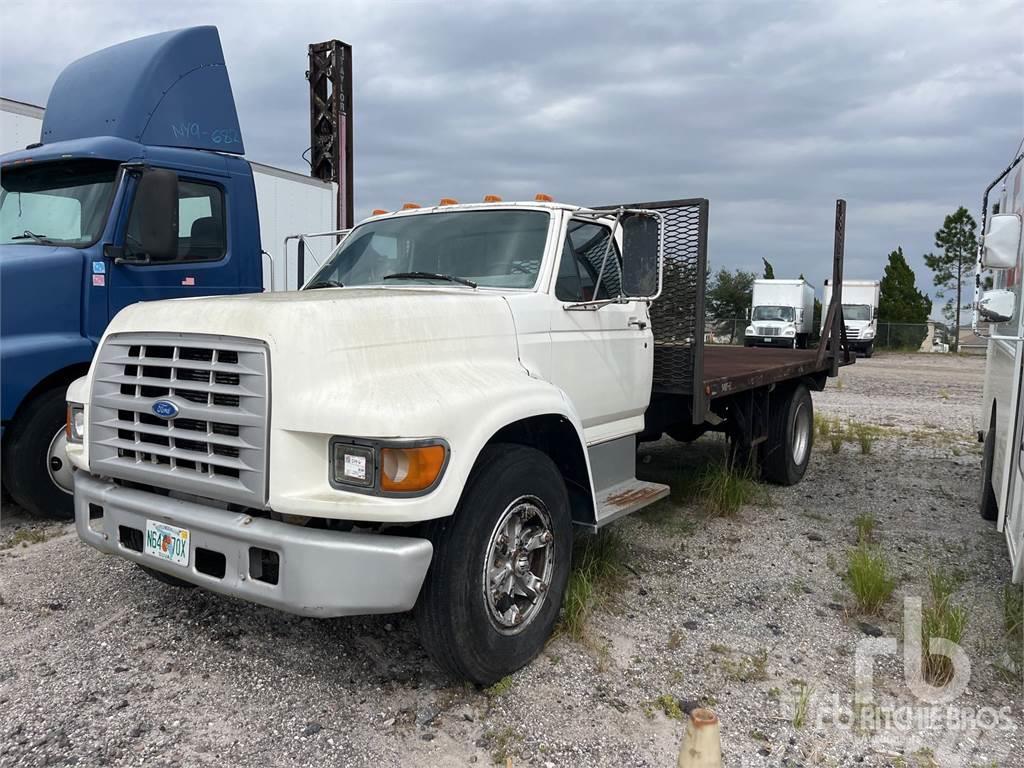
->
[483, 194, 502, 202]
[380, 445, 446, 493]
[534, 193, 554, 202]
[402, 202, 421, 210]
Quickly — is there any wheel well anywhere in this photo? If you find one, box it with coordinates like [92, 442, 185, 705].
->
[487, 415, 594, 525]
[5, 363, 90, 429]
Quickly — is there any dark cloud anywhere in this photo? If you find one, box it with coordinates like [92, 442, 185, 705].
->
[2, 0, 1021, 315]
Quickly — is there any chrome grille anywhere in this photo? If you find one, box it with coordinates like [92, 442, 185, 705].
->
[89, 333, 269, 507]
[756, 326, 780, 336]
[845, 326, 860, 339]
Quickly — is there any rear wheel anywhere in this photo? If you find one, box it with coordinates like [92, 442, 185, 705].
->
[761, 384, 813, 486]
[414, 444, 572, 685]
[2, 387, 74, 519]
[979, 420, 999, 522]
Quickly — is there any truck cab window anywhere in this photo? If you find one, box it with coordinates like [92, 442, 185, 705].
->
[0, 159, 119, 247]
[124, 179, 226, 262]
[556, 220, 621, 302]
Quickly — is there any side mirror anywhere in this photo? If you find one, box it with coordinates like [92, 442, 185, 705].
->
[130, 167, 179, 262]
[620, 212, 661, 300]
[982, 213, 1022, 270]
[978, 289, 1015, 323]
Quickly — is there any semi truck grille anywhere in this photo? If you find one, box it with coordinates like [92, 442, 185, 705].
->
[89, 333, 269, 507]
[755, 326, 780, 336]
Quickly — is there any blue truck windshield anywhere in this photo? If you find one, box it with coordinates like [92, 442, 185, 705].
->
[0, 159, 119, 247]
[308, 209, 550, 290]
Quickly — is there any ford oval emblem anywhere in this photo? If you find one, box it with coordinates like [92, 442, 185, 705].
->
[152, 400, 179, 420]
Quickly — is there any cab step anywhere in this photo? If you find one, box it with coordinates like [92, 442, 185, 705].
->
[593, 478, 669, 528]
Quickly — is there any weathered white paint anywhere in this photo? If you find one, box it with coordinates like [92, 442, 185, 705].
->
[68, 202, 659, 527]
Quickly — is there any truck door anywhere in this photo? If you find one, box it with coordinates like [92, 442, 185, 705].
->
[548, 217, 652, 443]
[108, 176, 237, 317]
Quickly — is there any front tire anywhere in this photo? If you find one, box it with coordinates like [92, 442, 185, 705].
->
[863, 343, 874, 359]
[761, 383, 814, 486]
[414, 444, 572, 685]
[979, 421, 999, 522]
[1, 387, 74, 519]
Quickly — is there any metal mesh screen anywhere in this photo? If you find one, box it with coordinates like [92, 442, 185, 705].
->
[598, 199, 709, 408]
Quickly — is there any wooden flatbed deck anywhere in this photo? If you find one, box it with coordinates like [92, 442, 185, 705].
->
[702, 345, 845, 399]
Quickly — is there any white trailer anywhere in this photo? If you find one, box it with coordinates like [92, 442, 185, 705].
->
[822, 279, 880, 357]
[0, 96, 336, 289]
[744, 278, 815, 349]
[975, 152, 1024, 584]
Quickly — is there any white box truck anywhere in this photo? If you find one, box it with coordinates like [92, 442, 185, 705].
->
[744, 278, 815, 349]
[975, 151, 1024, 584]
[65, 196, 854, 683]
[822, 279, 880, 357]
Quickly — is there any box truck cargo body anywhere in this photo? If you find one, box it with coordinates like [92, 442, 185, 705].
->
[822, 280, 880, 357]
[744, 278, 815, 349]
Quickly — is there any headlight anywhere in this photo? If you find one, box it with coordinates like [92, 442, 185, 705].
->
[745, 326, 755, 335]
[332, 442, 375, 488]
[66, 403, 85, 444]
[784, 327, 796, 336]
[861, 328, 875, 340]
[330, 438, 448, 495]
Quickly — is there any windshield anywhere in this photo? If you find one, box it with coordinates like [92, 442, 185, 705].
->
[843, 304, 872, 322]
[307, 209, 550, 290]
[751, 305, 795, 322]
[0, 160, 119, 247]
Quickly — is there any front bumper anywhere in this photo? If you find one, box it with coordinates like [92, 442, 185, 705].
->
[74, 472, 433, 617]
[744, 335, 796, 347]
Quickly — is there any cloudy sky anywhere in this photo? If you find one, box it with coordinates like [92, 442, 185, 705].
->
[2, 0, 1022, 317]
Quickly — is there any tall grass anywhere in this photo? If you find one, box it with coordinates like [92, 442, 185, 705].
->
[921, 570, 968, 686]
[559, 530, 627, 640]
[846, 545, 895, 614]
[1004, 584, 1023, 674]
[697, 461, 763, 517]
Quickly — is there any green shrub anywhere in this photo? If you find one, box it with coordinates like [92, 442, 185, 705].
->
[847, 545, 895, 614]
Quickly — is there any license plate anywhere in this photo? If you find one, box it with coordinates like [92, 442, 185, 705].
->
[764, 337, 772, 342]
[144, 520, 190, 567]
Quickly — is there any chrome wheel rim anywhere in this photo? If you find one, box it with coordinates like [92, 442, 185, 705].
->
[482, 495, 555, 635]
[791, 400, 811, 466]
[47, 428, 74, 495]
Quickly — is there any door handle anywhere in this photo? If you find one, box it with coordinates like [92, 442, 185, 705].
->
[628, 317, 648, 330]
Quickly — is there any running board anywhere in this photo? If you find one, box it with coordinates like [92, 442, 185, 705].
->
[593, 479, 670, 529]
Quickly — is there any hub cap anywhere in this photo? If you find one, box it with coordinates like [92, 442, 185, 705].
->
[482, 495, 555, 635]
[47, 427, 74, 495]
[791, 400, 811, 466]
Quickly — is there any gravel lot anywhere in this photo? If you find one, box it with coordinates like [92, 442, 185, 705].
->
[1, 352, 1021, 767]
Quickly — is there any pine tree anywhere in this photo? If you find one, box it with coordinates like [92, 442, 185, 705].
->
[762, 258, 775, 279]
[878, 247, 931, 349]
[923, 207, 977, 348]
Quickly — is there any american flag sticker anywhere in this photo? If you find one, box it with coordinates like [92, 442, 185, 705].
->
[181, 276, 196, 286]
[92, 274, 105, 286]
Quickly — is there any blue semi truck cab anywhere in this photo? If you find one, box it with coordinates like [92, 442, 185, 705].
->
[0, 27, 328, 517]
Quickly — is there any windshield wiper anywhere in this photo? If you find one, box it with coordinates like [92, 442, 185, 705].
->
[304, 279, 345, 290]
[10, 230, 56, 245]
[383, 272, 477, 289]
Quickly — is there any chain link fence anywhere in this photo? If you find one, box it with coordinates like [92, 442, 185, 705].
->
[704, 319, 954, 352]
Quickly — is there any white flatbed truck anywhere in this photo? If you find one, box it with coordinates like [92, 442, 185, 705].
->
[67, 196, 854, 683]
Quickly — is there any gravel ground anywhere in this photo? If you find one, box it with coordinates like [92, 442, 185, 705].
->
[1, 352, 1021, 767]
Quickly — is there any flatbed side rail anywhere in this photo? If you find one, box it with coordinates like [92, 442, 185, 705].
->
[816, 199, 853, 373]
[596, 198, 710, 425]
